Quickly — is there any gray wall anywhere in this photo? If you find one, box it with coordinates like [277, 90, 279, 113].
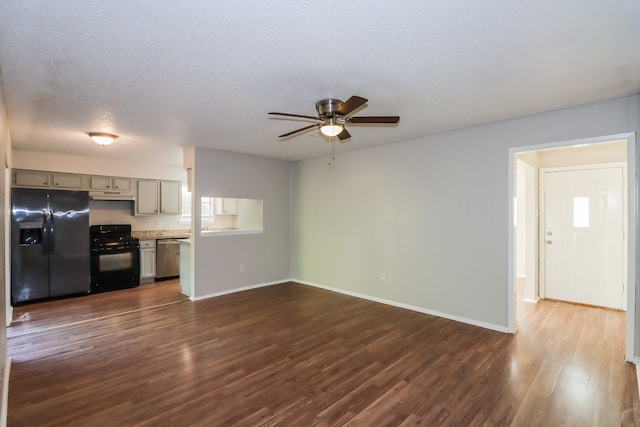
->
[191, 148, 291, 297]
[292, 96, 640, 331]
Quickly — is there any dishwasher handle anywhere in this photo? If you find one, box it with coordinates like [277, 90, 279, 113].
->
[157, 239, 183, 245]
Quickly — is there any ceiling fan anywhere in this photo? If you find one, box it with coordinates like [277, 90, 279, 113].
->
[269, 96, 399, 141]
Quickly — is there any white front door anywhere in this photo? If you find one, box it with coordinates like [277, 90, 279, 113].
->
[543, 166, 624, 309]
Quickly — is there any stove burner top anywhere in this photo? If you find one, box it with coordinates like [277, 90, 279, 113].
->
[90, 224, 138, 250]
[91, 235, 139, 250]
[90, 224, 132, 237]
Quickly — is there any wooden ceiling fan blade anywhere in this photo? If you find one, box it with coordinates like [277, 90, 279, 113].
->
[269, 112, 322, 121]
[336, 96, 368, 116]
[347, 116, 400, 124]
[278, 123, 320, 138]
[336, 128, 351, 141]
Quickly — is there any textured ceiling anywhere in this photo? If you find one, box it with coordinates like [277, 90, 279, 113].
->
[0, 1, 639, 165]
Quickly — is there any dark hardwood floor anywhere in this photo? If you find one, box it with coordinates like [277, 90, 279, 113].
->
[7, 281, 639, 426]
[8, 279, 188, 338]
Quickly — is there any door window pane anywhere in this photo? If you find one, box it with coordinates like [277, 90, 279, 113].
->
[573, 196, 589, 228]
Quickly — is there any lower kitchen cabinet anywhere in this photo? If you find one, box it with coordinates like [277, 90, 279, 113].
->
[139, 240, 156, 283]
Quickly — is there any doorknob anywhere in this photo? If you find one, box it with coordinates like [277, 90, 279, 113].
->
[546, 240, 553, 244]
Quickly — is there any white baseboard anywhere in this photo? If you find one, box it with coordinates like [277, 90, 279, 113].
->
[293, 279, 510, 333]
[522, 298, 538, 304]
[1, 357, 11, 427]
[190, 279, 289, 301]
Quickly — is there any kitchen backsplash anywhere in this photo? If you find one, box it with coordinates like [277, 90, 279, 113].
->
[89, 200, 191, 231]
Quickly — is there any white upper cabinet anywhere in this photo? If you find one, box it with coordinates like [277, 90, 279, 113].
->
[89, 176, 111, 190]
[52, 173, 84, 189]
[90, 176, 132, 191]
[112, 178, 132, 191]
[159, 181, 180, 214]
[215, 198, 238, 215]
[137, 180, 160, 214]
[13, 169, 136, 192]
[12, 170, 180, 216]
[136, 180, 181, 215]
[14, 170, 84, 189]
[14, 170, 50, 187]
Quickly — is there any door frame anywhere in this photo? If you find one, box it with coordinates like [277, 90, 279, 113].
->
[508, 132, 637, 362]
[539, 162, 627, 306]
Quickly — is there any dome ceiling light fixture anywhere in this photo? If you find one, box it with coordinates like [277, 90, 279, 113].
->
[88, 132, 118, 146]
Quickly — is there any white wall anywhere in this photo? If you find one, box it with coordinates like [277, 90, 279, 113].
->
[292, 96, 640, 331]
[0, 77, 9, 393]
[191, 148, 290, 298]
[88, 200, 189, 231]
[537, 139, 627, 167]
[236, 198, 263, 230]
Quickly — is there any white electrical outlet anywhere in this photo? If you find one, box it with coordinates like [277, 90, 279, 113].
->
[380, 272, 387, 282]
[155, 221, 162, 228]
[239, 264, 245, 272]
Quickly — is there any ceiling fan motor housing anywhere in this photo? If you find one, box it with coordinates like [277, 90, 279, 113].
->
[316, 98, 343, 119]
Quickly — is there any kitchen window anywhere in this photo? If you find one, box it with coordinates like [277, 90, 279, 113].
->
[179, 184, 191, 224]
[180, 184, 216, 227]
[201, 197, 216, 225]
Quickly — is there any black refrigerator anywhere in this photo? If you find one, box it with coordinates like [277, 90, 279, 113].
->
[11, 188, 90, 305]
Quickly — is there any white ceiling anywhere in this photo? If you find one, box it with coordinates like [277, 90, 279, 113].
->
[0, 1, 639, 166]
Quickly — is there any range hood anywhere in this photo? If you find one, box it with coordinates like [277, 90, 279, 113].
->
[89, 190, 135, 201]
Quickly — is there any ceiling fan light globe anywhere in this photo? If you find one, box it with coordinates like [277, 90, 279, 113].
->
[320, 124, 343, 137]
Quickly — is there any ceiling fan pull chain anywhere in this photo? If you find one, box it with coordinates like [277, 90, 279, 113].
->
[328, 141, 336, 170]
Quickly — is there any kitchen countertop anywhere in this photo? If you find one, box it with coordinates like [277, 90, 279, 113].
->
[132, 230, 191, 240]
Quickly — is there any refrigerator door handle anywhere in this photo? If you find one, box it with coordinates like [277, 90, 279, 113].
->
[49, 209, 54, 254]
[42, 209, 49, 255]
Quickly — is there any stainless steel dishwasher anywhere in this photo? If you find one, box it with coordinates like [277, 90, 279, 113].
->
[155, 238, 184, 280]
